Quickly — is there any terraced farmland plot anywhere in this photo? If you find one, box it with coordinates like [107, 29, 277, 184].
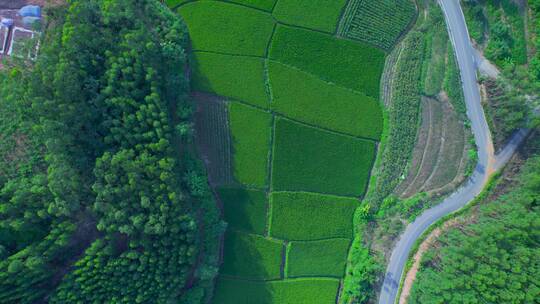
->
[273, 0, 347, 33]
[271, 118, 376, 196]
[269, 61, 382, 139]
[191, 52, 269, 108]
[178, 1, 275, 56]
[170, 0, 393, 302]
[286, 239, 351, 278]
[219, 187, 268, 234]
[338, 0, 417, 51]
[228, 101, 272, 187]
[214, 277, 341, 304]
[221, 230, 283, 280]
[269, 192, 358, 240]
[269, 25, 385, 98]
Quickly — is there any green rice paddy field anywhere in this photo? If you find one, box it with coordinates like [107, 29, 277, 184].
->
[170, 0, 415, 302]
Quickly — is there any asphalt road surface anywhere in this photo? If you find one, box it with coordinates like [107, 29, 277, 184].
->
[377, 1, 529, 303]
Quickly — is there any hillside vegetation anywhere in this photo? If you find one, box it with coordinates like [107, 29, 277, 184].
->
[0, 1, 221, 303]
[409, 139, 540, 303]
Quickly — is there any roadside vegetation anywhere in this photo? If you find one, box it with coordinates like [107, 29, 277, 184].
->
[463, 0, 539, 149]
[409, 134, 540, 303]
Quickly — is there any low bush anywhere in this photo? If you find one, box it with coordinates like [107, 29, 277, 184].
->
[286, 238, 351, 277]
[269, 191, 358, 240]
[269, 61, 383, 140]
[218, 187, 268, 234]
[178, 1, 275, 56]
[191, 52, 269, 108]
[228, 102, 272, 187]
[213, 277, 341, 304]
[269, 25, 385, 98]
[271, 118, 376, 196]
[272, 0, 347, 33]
[221, 230, 283, 280]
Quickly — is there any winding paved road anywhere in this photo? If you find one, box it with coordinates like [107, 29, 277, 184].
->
[377, 1, 530, 303]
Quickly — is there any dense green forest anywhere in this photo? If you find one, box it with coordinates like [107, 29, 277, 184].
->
[409, 139, 540, 303]
[0, 0, 220, 303]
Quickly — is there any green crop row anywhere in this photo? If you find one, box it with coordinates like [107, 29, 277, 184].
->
[214, 277, 341, 304]
[370, 30, 425, 205]
[221, 230, 283, 280]
[286, 238, 351, 278]
[271, 118, 376, 197]
[268, 61, 383, 140]
[269, 191, 358, 240]
[269, 25, 385, 98]
[338, 0, 416, 51]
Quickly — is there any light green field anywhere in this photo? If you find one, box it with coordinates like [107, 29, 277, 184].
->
[269, 25, 385, 98]
[269, 191, 358, 240]
[273, 0, 347, 33]
[213, 277, 341, 304]
[191, 52, 269, 108]
[178, 1, 275, 56]
[225, 0, 277, 12]
[271, 118, 376, 196]
[221, 230, 283, 280]
[229, 102, 272, 187]
[218, 187, 268, 234]
[269, 61, 383, 139]
[286, 238, 351, 278]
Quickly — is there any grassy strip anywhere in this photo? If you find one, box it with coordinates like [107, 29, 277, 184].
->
[191, 52, 269, 108]
[221, 230, 283, 280]
[218, 187, 267, 234]
[214, 277, 341, 304]
[268, 61, 383, 140]
[271, 118, 376, 196]
[272, 0, 347, 33]
[178, 1, 275, 56]
[269, 191, 358, 241]
[285, 238, 351, 278]
[228, 101, 272, 187]
[269, 24, 385, 98]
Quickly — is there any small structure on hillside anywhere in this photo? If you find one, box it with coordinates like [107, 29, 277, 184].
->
[0, 5, 40, 62]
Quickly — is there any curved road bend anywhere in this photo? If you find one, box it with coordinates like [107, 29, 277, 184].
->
[377, 1, 530, 303]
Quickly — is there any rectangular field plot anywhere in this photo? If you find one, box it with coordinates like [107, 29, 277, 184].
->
[273, 0, 347, 33]
[269, 61, 383, 139]
[191, 52, 269, 108]
[218, 187, 268, 234]
[214, 277, 340, 304]
[193, 96, 233, 185]
[229, 102, 272, 187]
[221, 231, 283, 280]
[338, 0, 416, 51]
[224, 0, 277, 12]
[178, 1, 275, 56]
[271, 118, 376, 196]
[269, 192, 358, 240]
[286, 238, 351, 278]
[269, 25, 385, 98]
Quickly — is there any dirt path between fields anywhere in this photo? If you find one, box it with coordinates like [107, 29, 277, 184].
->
[398, 220, 456, 304]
